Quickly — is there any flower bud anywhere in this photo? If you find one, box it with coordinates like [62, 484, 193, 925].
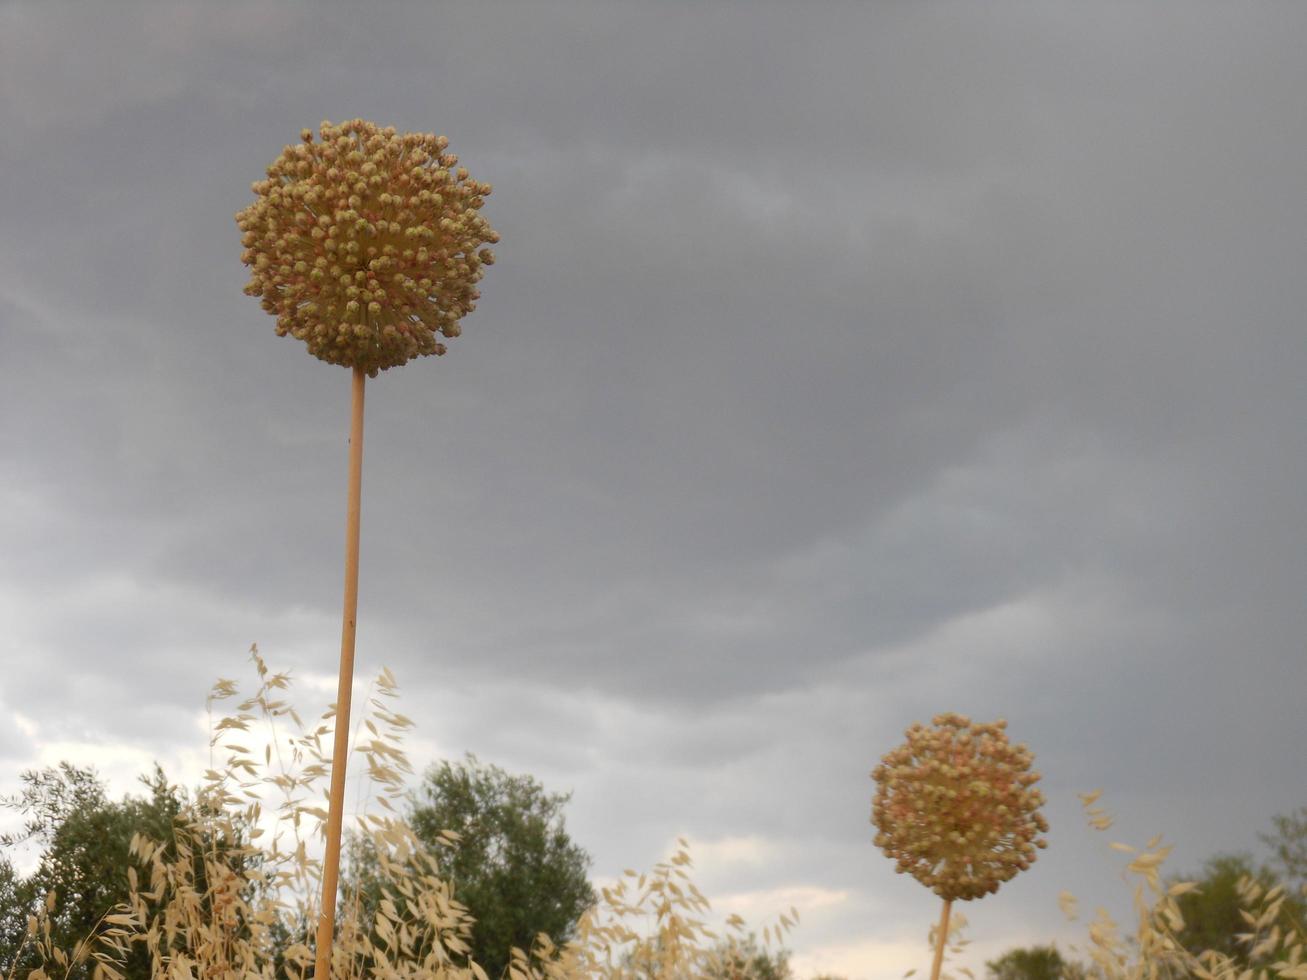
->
[236, 119, 498, 375]
[870, 714, 1047, 902]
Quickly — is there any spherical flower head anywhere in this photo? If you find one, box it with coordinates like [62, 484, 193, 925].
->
[870, 713, 1048, 902]
[235, 119, 499, 376]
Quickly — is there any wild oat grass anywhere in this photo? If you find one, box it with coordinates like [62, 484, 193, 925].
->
[4, 649, 789, 980]
[1053, 790, 1307, 980]
[6, 659, 1304, 980]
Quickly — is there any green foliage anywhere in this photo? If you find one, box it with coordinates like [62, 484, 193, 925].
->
[1168, 853, 1297, 965]
[2, 706, 1303, 980]
[1260, 805, 1307, 899]
[348, 754, 596, 980]
[1049, 792, 1307, 980]
[1, 654, 797, 980]
[0, 762, 188, 979]
[984, 944, 1084, 980]
[0, 856, 28, 972]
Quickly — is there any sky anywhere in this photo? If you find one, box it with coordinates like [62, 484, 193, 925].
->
[2, 3, 1305, 977]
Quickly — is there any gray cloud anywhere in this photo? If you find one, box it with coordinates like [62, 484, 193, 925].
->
[2, 3, 1305, 976]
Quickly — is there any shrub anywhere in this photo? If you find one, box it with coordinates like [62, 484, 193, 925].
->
[3, 649, 790, 980]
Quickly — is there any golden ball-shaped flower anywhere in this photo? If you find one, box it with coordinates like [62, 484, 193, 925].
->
[236, 119, 499, 376]
[870, 713, 1048, 901]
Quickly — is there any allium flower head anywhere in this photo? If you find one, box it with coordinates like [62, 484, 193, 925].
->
[236, 119, 499, 375]
[871, 713, 1048, 901]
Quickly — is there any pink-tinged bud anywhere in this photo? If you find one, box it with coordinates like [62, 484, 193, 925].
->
[870, 714, 1047, 902]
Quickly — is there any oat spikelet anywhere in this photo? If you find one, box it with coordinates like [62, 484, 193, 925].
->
[236, 119, 499, 376]
[871, 712, 1048, 901]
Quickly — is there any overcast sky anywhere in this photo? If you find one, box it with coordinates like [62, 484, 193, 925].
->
[2, 3, 1305, 977]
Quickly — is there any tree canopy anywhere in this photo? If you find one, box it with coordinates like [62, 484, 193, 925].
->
[347, 754, 595, 979]
[0, 763, 188, 979]
[1260, 805, 1307, 899]
[984, 943, 1085, 980]
[1168, 851, 1305, 967]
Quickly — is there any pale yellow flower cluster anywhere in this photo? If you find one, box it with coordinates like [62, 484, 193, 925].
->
[871, 713, 1048, 901]
[236, 119, 499, 375]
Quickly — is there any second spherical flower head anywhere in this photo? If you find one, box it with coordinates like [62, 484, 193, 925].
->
[871, 713, 1049, 902]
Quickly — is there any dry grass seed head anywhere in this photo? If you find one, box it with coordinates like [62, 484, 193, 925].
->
[12, 650, 795, 980]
